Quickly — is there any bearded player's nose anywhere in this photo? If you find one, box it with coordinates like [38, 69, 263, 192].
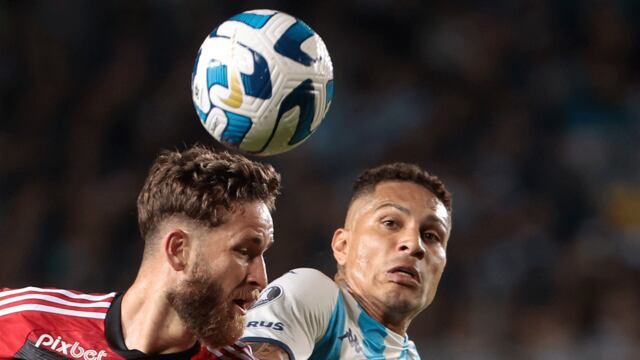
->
[247, 255, 268, 290]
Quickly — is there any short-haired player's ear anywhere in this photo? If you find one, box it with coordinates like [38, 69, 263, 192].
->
[164, 229, 191, 271]
[331, 228, 349, 266]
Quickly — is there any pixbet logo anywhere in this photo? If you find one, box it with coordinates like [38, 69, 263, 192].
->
[34, 334, 107, 359]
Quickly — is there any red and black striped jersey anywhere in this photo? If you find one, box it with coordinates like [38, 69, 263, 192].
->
[0, 287, 254, 359]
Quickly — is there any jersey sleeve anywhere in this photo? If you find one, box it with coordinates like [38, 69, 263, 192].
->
[0, 287, 31, 357]
[241, 268, 339, 360]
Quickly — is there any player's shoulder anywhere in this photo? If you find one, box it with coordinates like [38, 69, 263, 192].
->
[1, 286, 115, 298]
[271, 268, 339, 294]
[0, 286, 116, 303]
[0, 286, 116, 322]
[250, 268, 339, 311]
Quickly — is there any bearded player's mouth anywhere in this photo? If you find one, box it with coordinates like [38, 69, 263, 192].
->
[231, 298, 254, 315]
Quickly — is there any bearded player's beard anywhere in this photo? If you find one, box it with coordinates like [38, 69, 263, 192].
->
[166, 260, 244, 349]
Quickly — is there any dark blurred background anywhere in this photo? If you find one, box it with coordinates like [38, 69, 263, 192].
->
[1, 0, 639, 358]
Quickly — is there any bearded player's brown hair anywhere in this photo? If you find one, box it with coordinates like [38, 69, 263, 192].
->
[137, 145, 281, 252]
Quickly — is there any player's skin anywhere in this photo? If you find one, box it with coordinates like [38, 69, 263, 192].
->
[122, 201, 273, 353]
[249, 343, 290, 360]
[247, 180, 451, 359]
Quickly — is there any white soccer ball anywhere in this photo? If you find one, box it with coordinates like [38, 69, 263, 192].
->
[192, 9, 334, 156]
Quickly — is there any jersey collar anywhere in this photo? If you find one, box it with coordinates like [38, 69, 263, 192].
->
[104, 292, 200, 359]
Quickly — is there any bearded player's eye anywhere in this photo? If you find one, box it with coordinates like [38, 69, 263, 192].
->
[235, 247, 250, 257]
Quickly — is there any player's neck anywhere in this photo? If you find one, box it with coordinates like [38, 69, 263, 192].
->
[120, 271, 197, 354]
[342, 282, 411, 335]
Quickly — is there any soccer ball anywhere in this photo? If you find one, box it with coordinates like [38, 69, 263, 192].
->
[191, 9, 334, 156]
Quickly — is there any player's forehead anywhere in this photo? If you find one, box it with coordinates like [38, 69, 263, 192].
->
[199, 201, 274, 252]
[227, 201, 274, 230]
[358, 180, 438, 205]
[350, 181, 449, 224]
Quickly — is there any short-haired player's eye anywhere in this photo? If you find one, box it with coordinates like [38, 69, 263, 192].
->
[422, 232, 440, 243]
[382, 218, 399, 229]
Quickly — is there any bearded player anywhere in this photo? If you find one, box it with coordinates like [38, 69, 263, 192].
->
[242, 163, 452, 359]
[0, 145, 280, 359]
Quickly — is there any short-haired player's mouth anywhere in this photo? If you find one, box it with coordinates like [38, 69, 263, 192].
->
[387, 266, 421, 287]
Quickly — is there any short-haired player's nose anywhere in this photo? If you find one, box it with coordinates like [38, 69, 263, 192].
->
[397, 227, 426, 261]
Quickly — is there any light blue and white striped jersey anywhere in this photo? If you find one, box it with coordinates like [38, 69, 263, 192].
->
[241, 268, 421, 360]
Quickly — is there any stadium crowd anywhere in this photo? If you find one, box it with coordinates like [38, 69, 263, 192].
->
[1, 1, 638, 358]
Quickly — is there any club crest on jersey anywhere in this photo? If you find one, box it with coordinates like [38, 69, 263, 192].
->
[34, 333, 108, 359]
[250, 285, 283, 309]
[339, 328, 363, 354]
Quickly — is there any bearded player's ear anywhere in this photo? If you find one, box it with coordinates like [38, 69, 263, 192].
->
[331, 228, 349, 266]
[164, 229, 191, 271]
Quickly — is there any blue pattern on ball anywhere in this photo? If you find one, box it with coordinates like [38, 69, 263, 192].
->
[221, 111, 252, 145]
[285, 79, 316, 145]
[326, 80, 334, 107]
[204, 37, 273, 100]
[207, 61, 228, 88]
[274, 20, 315, 66]
[229, 12, 274, 29]
[258, 79, 317, 152]
[240, 47, 272, 99]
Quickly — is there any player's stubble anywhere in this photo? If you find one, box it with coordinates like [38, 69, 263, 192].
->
[166, 255, 243, 349]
